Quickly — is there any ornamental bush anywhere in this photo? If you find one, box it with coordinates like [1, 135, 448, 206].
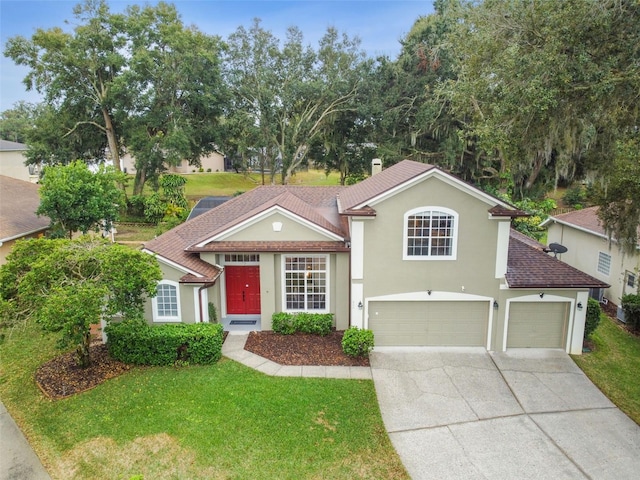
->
[272, 312, 296, 335]
[341, 327, 374, 357]
[584, 298, 602, 339]
[621, 294, 640, 332]
[272, 312, 333, 336]
[106, 318, 224, 366]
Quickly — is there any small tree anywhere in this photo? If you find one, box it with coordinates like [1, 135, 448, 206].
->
[37, 161, 125, 238]
[0, 237, 162, 367]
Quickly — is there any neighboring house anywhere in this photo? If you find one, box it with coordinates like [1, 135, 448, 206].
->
[120, 151, 226, 175]
[542, 206, 639, 316]
[0, 140, 39, 183]
[0, 175, 49, 264]
[142, 160, 608, 354]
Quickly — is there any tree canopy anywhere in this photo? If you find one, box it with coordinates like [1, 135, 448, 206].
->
[0, 237, 162, 366]
[37, 161, 125, 239]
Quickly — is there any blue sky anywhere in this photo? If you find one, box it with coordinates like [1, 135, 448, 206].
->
[0, 0, 435, 111]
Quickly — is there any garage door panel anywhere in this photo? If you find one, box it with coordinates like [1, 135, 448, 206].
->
[507, 302, 568, 348]
[368, 301, 488, 347]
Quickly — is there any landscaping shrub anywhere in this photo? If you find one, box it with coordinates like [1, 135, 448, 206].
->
[341, 327, 374, 357]
[584, 298, 602, 339]
[562, 186, 586, 208]
[272, 312, 333, 336]
[106, 318, 224, 366]
[621, 294, 640, 332]
[293, 313, 333, 336]
[272, 312, 296, 335]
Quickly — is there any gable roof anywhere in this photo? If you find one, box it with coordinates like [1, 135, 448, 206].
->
[143, 185, 347, 280]
[0, 175, 49, 242]
[506, 229, 609, 289]
[542, 206, 640, 246]
[338, 160, 525, 217]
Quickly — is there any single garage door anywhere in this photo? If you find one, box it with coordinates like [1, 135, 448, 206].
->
[368, 301, 489, 347]
[507, 302, 569, 348]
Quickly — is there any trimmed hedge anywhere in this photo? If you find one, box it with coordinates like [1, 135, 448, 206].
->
[584, 297, 602, 339]
[105, 318, 224, 366]
[271, 312, 333, 336]
[341, 327, 374, 357]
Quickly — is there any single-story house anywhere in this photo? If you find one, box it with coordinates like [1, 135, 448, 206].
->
[121, 151, 226, 175]
[542, 206, 639, 319]
[142, 160, 608, 354]
[0, 140, 39, 183]
[0, 175, 49, 264]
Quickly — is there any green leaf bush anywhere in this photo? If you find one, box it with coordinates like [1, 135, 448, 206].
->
[106, 318, 224, 366]
[271, 312, 333, 336]
[621, 294, 640, 332]
[584, 297, 602, 339]
[341, 327, 374, 357]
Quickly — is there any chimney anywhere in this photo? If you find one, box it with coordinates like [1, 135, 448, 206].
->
[371, 158, 382, 176]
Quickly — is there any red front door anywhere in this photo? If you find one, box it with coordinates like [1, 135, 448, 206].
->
[225, 266, 261, 314]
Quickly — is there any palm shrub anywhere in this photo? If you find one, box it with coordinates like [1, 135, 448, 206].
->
[584, 298, 602, 339]
[341, 327, 374, 357]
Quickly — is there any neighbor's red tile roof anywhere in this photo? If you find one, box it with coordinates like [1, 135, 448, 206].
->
[506, 229, 609, 288]
[0, 175, 49, 242]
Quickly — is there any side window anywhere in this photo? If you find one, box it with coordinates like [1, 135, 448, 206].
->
[403, 207, 458, 260]
[152, 280, 181, 322]
[597, 252, 611, 276]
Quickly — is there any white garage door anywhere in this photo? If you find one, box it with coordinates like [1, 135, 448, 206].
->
[507, 302, 569, 348]
[368, 301, 489, 347]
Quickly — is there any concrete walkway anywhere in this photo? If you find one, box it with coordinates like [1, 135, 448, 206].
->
[222, 332, 372, 379]
[0, 400, 50, 480]
[370, 347, 640, 480]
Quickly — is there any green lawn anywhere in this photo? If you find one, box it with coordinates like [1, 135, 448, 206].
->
[572, 315, 640, 425]
[0, 322, 407, 480]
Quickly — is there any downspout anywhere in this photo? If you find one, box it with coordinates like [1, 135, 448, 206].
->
[197, 264, 224, 323]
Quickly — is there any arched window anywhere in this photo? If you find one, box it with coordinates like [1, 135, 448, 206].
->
[152, 280, 181, 322]
[403, 207, 458, 260]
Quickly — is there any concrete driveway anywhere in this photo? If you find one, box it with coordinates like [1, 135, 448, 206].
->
[370, 348, 640, 480]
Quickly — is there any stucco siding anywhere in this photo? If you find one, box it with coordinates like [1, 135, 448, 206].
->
[223, 211, 339, 242]
[547, 223, 639, 303]
[361, 176, 501, 300]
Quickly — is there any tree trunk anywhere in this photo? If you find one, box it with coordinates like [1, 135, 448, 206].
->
[75, 330, 92, 368]
[133, 167, 147, 196]
[102, 108, 121, 173]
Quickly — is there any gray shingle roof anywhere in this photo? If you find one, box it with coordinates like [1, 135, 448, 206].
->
[0, 175, 49, 242]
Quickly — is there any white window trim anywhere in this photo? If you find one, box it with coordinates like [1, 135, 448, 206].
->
[281, 255, 330, 313]
[597, 251, 611, 276]
[152, 280, 181, 322]
[403, 206, 458, 260]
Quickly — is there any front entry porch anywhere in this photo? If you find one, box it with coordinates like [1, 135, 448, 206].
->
[220, 315, 262, 332]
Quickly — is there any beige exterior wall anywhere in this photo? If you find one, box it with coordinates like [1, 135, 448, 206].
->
[360, 176, 502, 300]
[0, 230, 47, 265]
[121, 152, 225, 174]
[547, 223, 640, 304]
[0, 150, 38, 183]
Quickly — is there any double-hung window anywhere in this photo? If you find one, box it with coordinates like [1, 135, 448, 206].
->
[283, 256, 328, 311]
[404, 207, 458, 260]
[152, 280, 180, 322]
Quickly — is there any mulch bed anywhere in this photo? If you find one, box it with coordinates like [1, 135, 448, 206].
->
[244, 330, 370, 367]
[35, 344, 132, 400]
[36, 330, 365, 400]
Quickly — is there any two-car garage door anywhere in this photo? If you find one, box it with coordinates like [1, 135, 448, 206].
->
[368, 301, 489, 347]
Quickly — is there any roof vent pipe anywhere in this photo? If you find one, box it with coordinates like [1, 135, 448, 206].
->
[371, 158, 382, 176]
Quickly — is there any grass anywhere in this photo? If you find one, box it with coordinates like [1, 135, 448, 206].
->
[572, 315, 640, 425]
[0, 322, 408, 480]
